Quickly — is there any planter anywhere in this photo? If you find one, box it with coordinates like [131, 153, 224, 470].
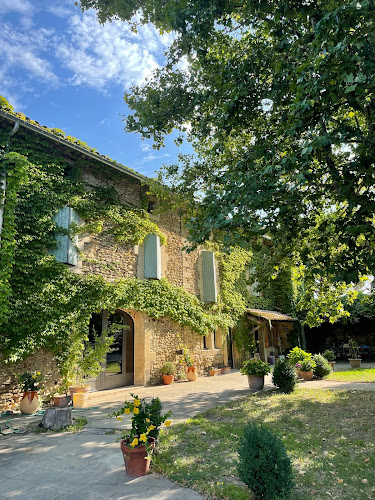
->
[53, 395, 70, 408]
[209, 369, 221, 376]
[162, 374, 174, 385]
[69, 385, 90, 408]
[247, 375, 265, 391]
[186, 366, 198, 381]
[348, 358, 362, 369]
[328, 361, 335, 371]
[299, 370, 313, 381]
[268, 355, 276, 365]
[221, 366, 231, 374]
[121, 437, 156, 477]
[19, 391, 40, 414]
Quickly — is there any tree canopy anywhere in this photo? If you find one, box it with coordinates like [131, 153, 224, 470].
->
[80, 1, 375, 319]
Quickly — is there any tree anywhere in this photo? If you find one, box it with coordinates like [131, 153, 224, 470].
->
[80, 0, 375, 322]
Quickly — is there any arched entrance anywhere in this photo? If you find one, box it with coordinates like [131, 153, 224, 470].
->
[89, 310, 134, 390]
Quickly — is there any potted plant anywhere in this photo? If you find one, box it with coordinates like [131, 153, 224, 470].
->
[323, 350, 336, 370]
[220, 364, 231, 374]
[348, 338, 361, 369]
[209, 366, 221, 376]
[161, 362, 176, 385]
[295, 358, 316, 381]
[18, 370, 46, 414]
[240, 358, 271, 390]
[110, 393, 172, 477]
[177, 338, 197, 381]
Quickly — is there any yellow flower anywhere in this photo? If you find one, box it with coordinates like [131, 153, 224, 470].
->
[146, 418, 150, 423]
[164, 420, 171, 427]
[140, 433, 147, 442]
[133, 407, 139, 415]
[124, 408, 130, 414]
[37, 372, 41, 375]
[147, 425, 155, 432]
[130, 438, 139, 447]
[116, 416, 123, 421]
[32, 375, 36, 379]
[133, 398, 141, 407]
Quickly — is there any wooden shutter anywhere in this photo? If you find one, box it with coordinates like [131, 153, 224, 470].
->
[202, 250, 217, 302]
[50, 206, 80, 265]
[144, 234, 161, 279]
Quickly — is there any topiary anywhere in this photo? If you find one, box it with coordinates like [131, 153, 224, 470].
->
[312, 354, 331, 379]
[237, 422, 294, 499]
[323, 350, 335, 362]
[272, 358, 297, 394]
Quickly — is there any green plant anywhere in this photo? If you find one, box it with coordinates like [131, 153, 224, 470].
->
[322, 350, 335, 362]
[237, 422, 294, 500]
[240, 358, 271, 377]
[296, 358, 316, 372]
[348, 338, 360, 359]
[110, 393, 172, 450]
[177, 336, 194, 367]
[161, 361, 176, 375]
[312, 354, 331, 379]
[18, 370, 46, 392]
[272, 358, 297, 394]
[287, 347, 311, 367]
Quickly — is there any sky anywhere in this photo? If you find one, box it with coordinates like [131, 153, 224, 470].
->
[0, 0, 191, 178]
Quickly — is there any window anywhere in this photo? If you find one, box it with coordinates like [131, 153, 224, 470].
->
[202, 250, 217, 302]
[50, 206, 81, 265]
[144, 233, 161, 279]
[203, 336, 207, 349]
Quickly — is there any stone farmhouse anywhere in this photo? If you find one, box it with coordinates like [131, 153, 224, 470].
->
[0, 98, 296, 409]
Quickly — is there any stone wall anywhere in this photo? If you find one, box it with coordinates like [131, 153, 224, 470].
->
[0, 351, 60, 412]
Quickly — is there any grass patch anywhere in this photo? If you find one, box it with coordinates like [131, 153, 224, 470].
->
[326, 368, 375, 383]
[153, 389, 375, 499]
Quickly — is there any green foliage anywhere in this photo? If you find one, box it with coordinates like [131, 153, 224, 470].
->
[161, 361, 176, 375]
[18, 370, 46, 392]
[272, 358, 297, 394]
[237, 422, 294, 500]
[298, 358, 316, 372]
[287, 347, 311, 368]
[232, 316, 257, 357]
[312, 354, 331, 379]
[322, 350, 335, 362]
[240, 358, 271, 377]
[348, 338, 360, 359]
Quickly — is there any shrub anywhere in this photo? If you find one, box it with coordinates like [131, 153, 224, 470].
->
[161, 361, 176, 375]
[323, 350, 335, 362]
[272, 358, 297, 393]
[297, 358, 316, 372]
[287, 346, 311, 367]
[313, 354, 331, 379]
[237, 422, 294, 500]
[240, 358, 271, 377]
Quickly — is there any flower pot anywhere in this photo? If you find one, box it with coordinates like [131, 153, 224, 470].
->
[19, 391, 40, 414]
[121, 437, 156, 477]
[162, 374, 174, 385]
[221, 366, 231, 374]
[209, 369, 221, 376]
[247, 375, 265, 391]
[186, 366, 198, 381]
[69, 385, 90, 408]
[53, 395, 70, 408]
[299, 370, 313, 381]
[348, 358, 361, 369]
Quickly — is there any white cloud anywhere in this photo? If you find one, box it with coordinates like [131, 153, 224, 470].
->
[0, 0, 32, 15]
[141, 152, 171, 163]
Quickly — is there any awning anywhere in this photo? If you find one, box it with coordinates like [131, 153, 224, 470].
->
[246, 309, 297, 322]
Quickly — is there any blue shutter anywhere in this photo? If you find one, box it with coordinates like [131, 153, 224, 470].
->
[202, 250, 217, 302]
[50, 207, 80, 265]
[144, 234, 161, 279]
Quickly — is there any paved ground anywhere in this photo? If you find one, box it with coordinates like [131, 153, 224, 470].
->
[1, 366, 374, 499]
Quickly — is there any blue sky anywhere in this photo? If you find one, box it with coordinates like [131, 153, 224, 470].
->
[0, 0, 190, 178]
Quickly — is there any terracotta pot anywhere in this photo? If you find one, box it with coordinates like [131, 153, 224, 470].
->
[19, 391, 40, 414]
[68, 385, 90, 396]
[69, 385, 90, 408]
[209, 369, 221, 376]
[348, 358, 361, 369]
[221, 366, 231, 374]
[186, 366, 198, 381]
[121, 437, 156, 477]
[247, 375, 265, 391]
[162, 374, 174, 385]
[53, 395, 70, 408]
[299, 370, 314, 381]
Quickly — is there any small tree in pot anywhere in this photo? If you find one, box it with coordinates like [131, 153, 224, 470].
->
[348, 338, 362, 369]
[240, 358, 271, 391]
[161, 362, 176, 385]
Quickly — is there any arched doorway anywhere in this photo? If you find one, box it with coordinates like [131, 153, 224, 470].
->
[89, 310, 134, 390]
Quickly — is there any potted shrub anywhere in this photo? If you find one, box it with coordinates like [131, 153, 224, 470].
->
[18, 371, 46, 414]
[348, 338, 361, 369]
[322, 350, 336, 371]
[110, 393, 172, 477]
[312, 354, 331, 379]
[220, 364, 231, 374]
[177, 339, 197, 381]
[209, 366, 221, 376]
[287, 346, 311, 367]
[161, 361, 176, 385]
[295, 358, 316, 381]
[240, 358, 271, 390]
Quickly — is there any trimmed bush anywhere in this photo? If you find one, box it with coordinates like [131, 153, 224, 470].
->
[313, 354, 331, 379]
[323, 350, 335, 362]
[272, 358, 297, 393]
[287, 346, 311, 367]
[161, 361, 176, 375]
[238, 422, 294, 499]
